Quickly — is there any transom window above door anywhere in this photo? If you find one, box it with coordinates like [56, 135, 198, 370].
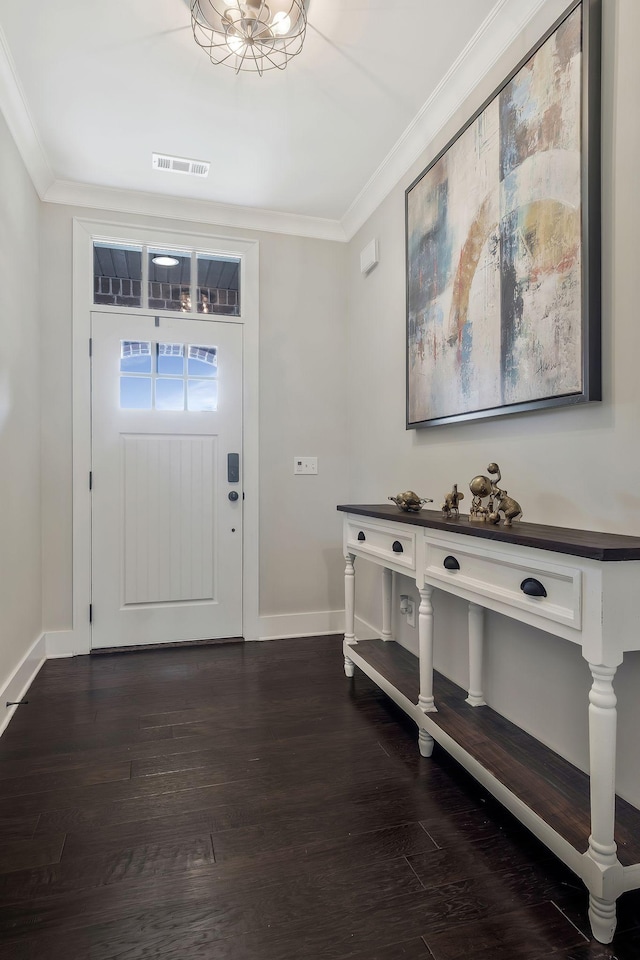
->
[93, 242, 241, 318]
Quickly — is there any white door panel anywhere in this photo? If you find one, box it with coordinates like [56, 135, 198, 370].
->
[122, 434, 216, 604]
[91, 312, 243, 648]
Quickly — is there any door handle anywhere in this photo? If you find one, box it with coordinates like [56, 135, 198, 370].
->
[228, 491, 239, 502]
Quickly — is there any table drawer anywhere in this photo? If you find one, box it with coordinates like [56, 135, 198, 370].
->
[424, 535, 582, 630]
[347, 519, 416, 571]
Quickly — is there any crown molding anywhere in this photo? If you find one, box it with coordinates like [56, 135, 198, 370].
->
[43, 179, 347, 242]
[0, 17, 341, 240]
[341, 0, 556, 241]
[0, 24, 54, 196]
[0, 0, 568, 244]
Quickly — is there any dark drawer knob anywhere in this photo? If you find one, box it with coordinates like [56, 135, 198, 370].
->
[357, 531, 366, 541]
[520, 577, 547, 598]
[443, 555, 460, 571]
[392, 541, 403, 553]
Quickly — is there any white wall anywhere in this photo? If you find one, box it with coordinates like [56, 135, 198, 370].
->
[346, 0, 640, 806]
[0, 109, 42, 694]
[39, 204, 349, 637]
[258, 232, 349, 620]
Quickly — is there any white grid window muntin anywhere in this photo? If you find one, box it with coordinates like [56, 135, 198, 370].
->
[119, 341, 218, 411]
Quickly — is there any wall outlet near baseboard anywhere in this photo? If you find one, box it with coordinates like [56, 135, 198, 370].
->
[399, 595, 416, 628]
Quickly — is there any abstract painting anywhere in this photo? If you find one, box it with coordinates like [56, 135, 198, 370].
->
[406, 0, 600, 427]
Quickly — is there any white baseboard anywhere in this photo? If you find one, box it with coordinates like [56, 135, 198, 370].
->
[45, 630, 88, 658]
[0, 634, 47, 737]
[46, 613, 348, 651]
[253, 609, 345, 642]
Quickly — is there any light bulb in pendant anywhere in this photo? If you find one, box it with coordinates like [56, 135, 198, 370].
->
[271, 11, 290, 35]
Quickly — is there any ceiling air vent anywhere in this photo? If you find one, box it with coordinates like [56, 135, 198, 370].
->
[152, 153, 210, 178]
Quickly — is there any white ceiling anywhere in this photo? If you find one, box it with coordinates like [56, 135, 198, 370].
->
[0, 0, 556, 238]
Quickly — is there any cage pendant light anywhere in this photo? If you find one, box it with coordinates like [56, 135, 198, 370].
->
[191, 0, 307, 76]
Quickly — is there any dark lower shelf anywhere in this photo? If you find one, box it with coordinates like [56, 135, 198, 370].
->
[350, 639, 640, 867]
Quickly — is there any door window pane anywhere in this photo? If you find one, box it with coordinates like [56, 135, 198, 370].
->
[120, 376, 152, 410]
[94, 242, 142, 308]
[188, 345, 217, 377]
[120, 341, 152, 374]
[197, 253, 240, 316]
[156, 378, 185, 411]
[157, 343, 184, 376]
[148, 250, 191, 312]
[188, 379, 218, 411]
[117, 340, 218, 412]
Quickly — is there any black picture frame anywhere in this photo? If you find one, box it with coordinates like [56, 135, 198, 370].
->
[405, 0, 601, 429]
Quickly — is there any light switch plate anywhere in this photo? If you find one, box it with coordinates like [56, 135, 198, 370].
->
[294, 457, 318, 475]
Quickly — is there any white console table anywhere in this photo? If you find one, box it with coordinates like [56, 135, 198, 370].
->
[338, 504, 640, 944]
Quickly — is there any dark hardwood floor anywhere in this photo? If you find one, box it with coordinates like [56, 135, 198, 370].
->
[0, 635, 638, 959]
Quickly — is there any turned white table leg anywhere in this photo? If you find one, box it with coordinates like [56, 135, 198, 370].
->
[466, 602, 486, 706]
[417, 586, 436, 757]
[343, 553, 356, 677]
[418, 726, 434, 758]
[587, 662, 619, 944]
[381, 566, 393, 642]
[418, 585, 437, 714]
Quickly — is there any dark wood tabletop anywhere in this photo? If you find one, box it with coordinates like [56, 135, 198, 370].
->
[337, 504, 640, 562]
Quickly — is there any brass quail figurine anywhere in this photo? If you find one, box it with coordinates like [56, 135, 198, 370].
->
[388, 491, 433, 513]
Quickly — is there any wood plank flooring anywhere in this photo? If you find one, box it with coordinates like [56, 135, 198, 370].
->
[0, 635, 638, 959]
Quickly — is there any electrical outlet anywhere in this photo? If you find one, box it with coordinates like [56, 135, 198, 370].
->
[400, 595, 416, 628]
[294, 457, 318, 475]
[406, 599, 416, 628]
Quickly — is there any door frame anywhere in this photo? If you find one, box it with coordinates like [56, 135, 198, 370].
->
[70, 217, 260, 654]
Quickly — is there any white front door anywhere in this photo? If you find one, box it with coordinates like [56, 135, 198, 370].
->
[91, 312, 243, 648]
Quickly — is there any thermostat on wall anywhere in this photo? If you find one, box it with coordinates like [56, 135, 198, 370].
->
[360, 238, 379, 275]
